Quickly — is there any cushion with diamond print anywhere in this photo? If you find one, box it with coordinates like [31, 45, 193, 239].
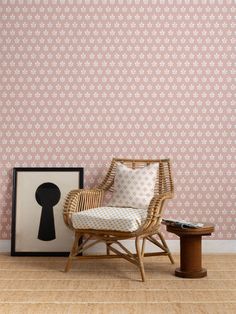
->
[108, 162, 159, 209]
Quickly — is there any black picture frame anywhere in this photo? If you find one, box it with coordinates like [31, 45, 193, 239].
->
[11, 167, 83, 256]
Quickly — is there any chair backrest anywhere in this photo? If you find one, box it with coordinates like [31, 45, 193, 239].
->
[98, 158, 174, 197]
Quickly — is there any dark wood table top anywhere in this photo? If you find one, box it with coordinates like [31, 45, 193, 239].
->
[165, 223, 215, 236]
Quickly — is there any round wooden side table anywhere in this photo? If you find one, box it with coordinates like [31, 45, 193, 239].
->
[166, 223, 215, 278]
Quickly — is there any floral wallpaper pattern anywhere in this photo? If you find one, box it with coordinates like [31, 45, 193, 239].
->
[0, 0, 235, 239]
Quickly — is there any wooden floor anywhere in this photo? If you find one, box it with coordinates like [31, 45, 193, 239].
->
[0, 254, 235, 314]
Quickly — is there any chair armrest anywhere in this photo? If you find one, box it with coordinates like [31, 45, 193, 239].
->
[148, 192, 174, 218]
[63, 188, 104, 229]
[136, 193, 174, 235]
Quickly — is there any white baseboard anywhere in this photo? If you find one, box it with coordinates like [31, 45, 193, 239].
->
[83, 239, 236, 255]
[201, 240, 236, 253]
[166, 239, 236, 253]
[0, 240, 11, 253]
[1, 240, 235, 254]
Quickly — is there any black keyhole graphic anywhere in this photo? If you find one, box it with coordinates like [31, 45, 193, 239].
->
[35, 182, 61, 241]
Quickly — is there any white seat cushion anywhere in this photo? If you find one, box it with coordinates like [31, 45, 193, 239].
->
[71, 206, 147, 232]
[108, 162, 158, 209]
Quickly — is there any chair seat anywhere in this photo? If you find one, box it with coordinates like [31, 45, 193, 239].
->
[71, 206, 147, 232]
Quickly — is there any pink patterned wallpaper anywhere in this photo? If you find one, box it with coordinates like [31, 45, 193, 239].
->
[0, 1, 235, 240]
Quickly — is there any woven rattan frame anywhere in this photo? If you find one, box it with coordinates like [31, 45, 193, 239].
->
[63, 158, 174, 281]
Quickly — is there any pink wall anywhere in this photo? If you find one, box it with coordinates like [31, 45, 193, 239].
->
[0, 1, 235, 240]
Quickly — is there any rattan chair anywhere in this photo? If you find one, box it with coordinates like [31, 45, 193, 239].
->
[63, 158, 174, 281]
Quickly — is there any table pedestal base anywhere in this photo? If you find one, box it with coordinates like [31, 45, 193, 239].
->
[165, 223, 214, 279]
[175, 267, 207, 278]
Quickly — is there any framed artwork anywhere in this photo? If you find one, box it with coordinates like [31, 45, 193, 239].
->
[11, 167, 83, 256]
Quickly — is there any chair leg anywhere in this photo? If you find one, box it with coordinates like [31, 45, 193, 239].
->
[65, 232, 80, 272]
[157, 231, 175, 264]
[135, 237, 146, 282]
[141, 238, 146, 257]
[106, 243, 110, 255]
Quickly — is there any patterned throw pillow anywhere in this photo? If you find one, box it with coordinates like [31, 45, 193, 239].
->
[108, 162, 158, 209]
